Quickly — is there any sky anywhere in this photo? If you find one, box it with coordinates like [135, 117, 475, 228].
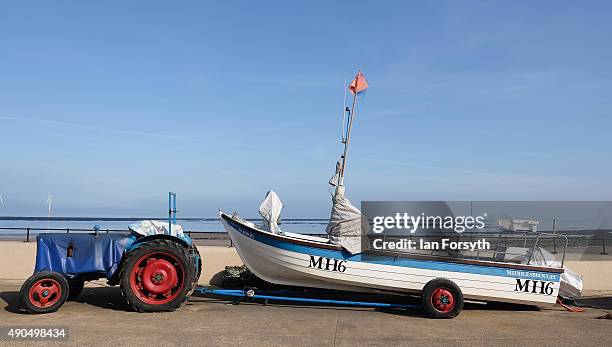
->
[1, 1, 611, 218]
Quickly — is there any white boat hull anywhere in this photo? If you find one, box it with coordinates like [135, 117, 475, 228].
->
[221, 213, 563, 306]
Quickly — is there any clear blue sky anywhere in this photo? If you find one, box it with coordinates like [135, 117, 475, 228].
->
[1, 1, 611, 217]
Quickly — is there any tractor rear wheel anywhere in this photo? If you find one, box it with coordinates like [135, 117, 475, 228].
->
[119, 239, 195, 312]
[19, 272, 69, 314]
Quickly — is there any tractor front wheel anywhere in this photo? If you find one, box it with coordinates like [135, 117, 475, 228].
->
[119, 239, 195, 312]
[19, 272, 69, 314]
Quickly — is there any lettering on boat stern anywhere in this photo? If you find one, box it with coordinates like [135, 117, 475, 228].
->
[514, 279, 555, 295]
[308, 255, 347, 273]
[507, 269, 557, 296]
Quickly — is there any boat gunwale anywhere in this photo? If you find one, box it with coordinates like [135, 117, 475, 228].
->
[220, 212, 565, 274]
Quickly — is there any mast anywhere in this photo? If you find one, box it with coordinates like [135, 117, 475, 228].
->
[338, 71, 361, 188]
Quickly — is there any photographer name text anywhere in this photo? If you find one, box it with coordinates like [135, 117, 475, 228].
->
[372, 238, 490, 252]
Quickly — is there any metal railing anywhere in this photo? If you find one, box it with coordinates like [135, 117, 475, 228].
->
[527, 233, 569, 266]
[0, 226, 327, 247]
[1, 227, 611, 256]
[0, 226, 223, 242]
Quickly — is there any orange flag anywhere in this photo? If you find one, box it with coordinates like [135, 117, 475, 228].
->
[348, 70, 368, 95]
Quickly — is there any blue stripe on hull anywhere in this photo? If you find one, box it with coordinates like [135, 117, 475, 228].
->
[226, 218, 561, 282]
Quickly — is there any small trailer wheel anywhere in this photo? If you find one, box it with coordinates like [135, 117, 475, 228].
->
[67, 279, 85, 300]
[421, 278, 464, 319]
[19, 272, 69, 314]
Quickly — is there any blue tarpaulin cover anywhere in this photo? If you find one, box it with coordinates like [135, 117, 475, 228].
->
[34, 233, 135, 279]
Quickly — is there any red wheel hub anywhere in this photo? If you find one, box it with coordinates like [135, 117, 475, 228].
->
[431, 287, 455, 313]
[29, 278, 61, 308]
[130, 252, 184, 305]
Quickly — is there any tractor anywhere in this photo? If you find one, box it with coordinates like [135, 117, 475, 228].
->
[19, 193, 201, 313]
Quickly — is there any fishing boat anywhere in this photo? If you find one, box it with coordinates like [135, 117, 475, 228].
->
[220, 71, 581, 318]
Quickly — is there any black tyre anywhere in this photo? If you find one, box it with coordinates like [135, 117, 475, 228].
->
[119, 239, 195, 312]
[19, 272, 69, 314]
[421, 278, 464, 319]
[187, 245, 202, 291]
[67, 279, 85, 300]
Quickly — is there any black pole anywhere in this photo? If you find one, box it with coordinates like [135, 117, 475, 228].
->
[26, 227, 30, 242]
[552, 218, 557, 254]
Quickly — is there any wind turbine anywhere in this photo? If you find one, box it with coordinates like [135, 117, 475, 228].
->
[46, 193, 52, 217]
[45, 193, 53, 231]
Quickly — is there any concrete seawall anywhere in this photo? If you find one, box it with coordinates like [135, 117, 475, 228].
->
[1, 241, 611, 291]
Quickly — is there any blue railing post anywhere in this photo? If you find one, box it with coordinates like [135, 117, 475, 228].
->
[173, 194, 177, 226]
[168, 192, 177, 235]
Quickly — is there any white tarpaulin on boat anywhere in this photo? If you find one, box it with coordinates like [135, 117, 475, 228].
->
[326, 186, 362, 254]
[129, 220, 184, 238]
[523, 247, 583, 299]
[259, 190, 283, 234]
[328, 161, 341, 187]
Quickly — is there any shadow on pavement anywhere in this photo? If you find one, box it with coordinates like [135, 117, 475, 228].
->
[73, 286, 129, 311]
[2, 284, 547, 317]
[192, 287, 540, 319]
[577, 295, 612, 310]
[467, 301, 539, 311]
[0, 290, 25, 314]
[1, 286, 130, 314]
[377, 301, 538, 319]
